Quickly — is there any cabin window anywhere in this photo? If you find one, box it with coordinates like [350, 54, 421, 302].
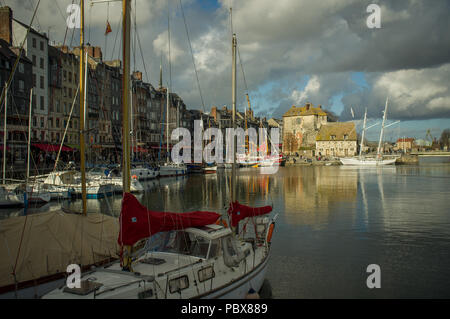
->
[198, 266, 215, 282]
[169, 275, 189, 294]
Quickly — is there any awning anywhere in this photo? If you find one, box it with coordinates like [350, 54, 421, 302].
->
[32, 143, 73, 152]
[66, 144, 80, 150]
[132, 146, 148, 153]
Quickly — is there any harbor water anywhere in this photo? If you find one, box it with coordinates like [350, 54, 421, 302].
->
[1, 157, 450, 298]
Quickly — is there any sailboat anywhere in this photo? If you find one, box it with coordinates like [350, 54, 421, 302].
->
[340, 98, 398, 166]
[43, 3, 275, 299]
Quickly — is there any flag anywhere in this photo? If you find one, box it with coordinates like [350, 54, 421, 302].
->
[350, 107, 354, 118]
[105, 21, 112, 35]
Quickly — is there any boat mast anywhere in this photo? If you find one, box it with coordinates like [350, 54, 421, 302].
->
[122, 0, 131, 193]
[377, 97, 388, 160]
[359, 108, 367, 159]
[26, 89, 33, 183]
[130, 79, 134, 161]
[231, 33, 237, 203]
[79, 0, 87, 215]
[2, 83, 7, 184]
[166, 86, 169, 163]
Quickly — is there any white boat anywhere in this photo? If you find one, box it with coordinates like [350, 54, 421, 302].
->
[340, 157, 397, 166]
[43, 171, 114, 199]
[43, 194, 276, 299]
[131, 166, 159, 180]
[0, 186, 23, 207]
[204, 165, 217, 174]
[340, 99, 399, 166]
[159, 163, 187, 177]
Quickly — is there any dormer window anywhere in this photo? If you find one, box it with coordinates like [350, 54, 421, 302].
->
[331, 135, 336, 140]
[344, 134, 348, 140]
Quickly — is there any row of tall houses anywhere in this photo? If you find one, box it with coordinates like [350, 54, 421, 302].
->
[282, 102, 357, 157]
[0, 6, 278, 167]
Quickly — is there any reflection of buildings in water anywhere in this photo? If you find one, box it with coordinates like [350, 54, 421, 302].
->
[283, 167, 357, 226]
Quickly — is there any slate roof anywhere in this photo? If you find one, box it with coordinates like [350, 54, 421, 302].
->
[316, 122, 357, 141]
[283, 103, 327, 117]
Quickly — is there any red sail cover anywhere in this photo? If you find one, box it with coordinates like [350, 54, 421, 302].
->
[118, 193, 221, 246]
[227, 201, 272, 227]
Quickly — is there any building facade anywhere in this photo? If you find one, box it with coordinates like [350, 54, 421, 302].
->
[282, 102, 328, 155]
[315, 122, 357, 157]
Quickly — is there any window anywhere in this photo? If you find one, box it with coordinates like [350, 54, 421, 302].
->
[32, 116, 37, 127]
[49, 118, 53, 128]
[40, 76, 44, 89]
[18, 62, 24, 73]
[331, 135, 336, 140]
[56, 118, 60, 128]
[32, 38, 36, 48]
[40, 41, 44, 51]
[32, 55, 36, 66]
[32, 74, 36, 87]
[40, 57, 44, 69]
[198, 266, 215, 282]
[40, 96, 44, 110]
[40, 117, 44, 128]
[344, 134, 348, 140]
[18, 80, 24, 92]
[169, 276, 189, 294]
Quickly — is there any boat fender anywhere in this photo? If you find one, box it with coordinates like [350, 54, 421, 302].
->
[266, 222, 275, 243]
[245, 288, 260, 299]
[215, 219, 228, 228]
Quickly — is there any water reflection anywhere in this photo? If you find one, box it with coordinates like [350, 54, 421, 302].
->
[1, 162, 449, 298]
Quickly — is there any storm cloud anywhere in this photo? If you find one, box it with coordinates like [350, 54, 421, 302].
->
[7, 0, 450, 122]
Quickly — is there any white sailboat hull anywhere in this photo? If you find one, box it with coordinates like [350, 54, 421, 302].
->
[159, 164, 187, 177]
[340, 157, 397, 166]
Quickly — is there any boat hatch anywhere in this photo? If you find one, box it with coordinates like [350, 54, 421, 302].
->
[63, 280, 103, 296]
[140, 257, 166, 265]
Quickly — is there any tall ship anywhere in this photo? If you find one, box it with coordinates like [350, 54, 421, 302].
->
[340, 98, 399, 166]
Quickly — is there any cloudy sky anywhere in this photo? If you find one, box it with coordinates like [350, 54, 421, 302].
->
[6, 0, 450, 141]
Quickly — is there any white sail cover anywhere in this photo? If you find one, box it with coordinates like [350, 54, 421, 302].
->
[0, 211, 119, 290]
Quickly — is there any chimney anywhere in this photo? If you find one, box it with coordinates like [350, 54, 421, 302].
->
[133, 71, 142, 81]
[306, 102, 311, 111]
[0, 6, 13, 45]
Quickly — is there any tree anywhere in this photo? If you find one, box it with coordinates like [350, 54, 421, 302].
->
[440, 129, 450, 150]
[283, 132, 298, 154]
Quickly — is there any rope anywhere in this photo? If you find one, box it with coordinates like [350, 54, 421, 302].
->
[178, 0, 206, 112]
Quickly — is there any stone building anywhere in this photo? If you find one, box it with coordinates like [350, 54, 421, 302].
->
[104, 59, 122, 156]
[282, 102, 328, 155]
[0, 39, 33, 165]
[48, 45, 80, 148]
[315, 122, 357, 157]
[0, 6, 50, 143]
[395, 138, 415, 152]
